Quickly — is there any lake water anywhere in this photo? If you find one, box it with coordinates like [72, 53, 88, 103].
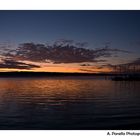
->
[0, 76, 140, 130]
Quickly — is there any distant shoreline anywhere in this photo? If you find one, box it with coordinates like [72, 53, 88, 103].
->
[0, 71, 117, 77]
[0, 72, 139, 81]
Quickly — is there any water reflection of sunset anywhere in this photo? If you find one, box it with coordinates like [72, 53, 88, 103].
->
[0, 77, 139, 129]
[0, 78, 113, 102]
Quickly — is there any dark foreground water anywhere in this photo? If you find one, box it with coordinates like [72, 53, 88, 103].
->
[0, 76, 140, 130]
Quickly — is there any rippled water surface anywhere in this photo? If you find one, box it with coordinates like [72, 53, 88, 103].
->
[0, 76, 140, 129]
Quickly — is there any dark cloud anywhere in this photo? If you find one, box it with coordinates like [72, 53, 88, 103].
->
[0, 59, 40, 69]
[101, 64, 114, 68]
[80, 60, 107, 67]
[80, 64, 91, 66]
[4, 41, 131, 64]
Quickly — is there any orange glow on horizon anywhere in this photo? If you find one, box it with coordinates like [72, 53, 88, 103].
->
[0, 66, 112, 73]
[0, 60, 113, 73]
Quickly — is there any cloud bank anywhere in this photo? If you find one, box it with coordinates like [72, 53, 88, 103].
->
[3, 41, 130, 64]
[0, 59, 40, 69]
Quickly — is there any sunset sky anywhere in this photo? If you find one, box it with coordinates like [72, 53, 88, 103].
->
[0, 11, 140, 73]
